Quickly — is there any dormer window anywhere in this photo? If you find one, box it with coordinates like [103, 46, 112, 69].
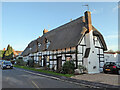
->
[45, 38, 50, 49]
[30, 48, 32, 50]
[38, 43, 41, 47]
[46, 41, 50, 49]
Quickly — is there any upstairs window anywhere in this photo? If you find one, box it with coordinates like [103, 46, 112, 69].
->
[38, 43, 41, 47]
[30, 48, 32, 50]
[45, 39, 50, 49]
[93, 36, 97, 45]
[46, 41, 50, 49]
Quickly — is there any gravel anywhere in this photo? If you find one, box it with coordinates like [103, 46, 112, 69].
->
[71, 73, 120, 86]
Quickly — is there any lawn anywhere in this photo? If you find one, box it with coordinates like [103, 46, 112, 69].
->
[14, 65, 74, 77]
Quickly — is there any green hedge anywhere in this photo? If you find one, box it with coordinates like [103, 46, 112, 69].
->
[14, 65, 74, 77]
[16, 59, 27, 66]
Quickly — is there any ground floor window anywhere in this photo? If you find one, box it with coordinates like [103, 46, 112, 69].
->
[66, 57, 71, 61]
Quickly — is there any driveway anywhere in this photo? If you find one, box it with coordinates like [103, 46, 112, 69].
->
[71, 73, 120, 86]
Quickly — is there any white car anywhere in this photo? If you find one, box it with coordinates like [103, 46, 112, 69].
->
[1, 61, 13, 69]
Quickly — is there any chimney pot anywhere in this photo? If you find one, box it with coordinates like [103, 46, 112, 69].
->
[43, 29, 48, 34]
[3, 48, 5, 51]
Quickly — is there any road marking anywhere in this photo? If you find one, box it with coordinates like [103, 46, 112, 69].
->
[14, 68, 99, 88]
[32, 81, 39, 88]
[6, 77, 9, 81]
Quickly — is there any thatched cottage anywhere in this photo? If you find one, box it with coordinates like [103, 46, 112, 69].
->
[21, 11, 107, 74]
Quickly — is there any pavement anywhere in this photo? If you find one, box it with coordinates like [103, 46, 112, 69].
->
[2, 68, 86, 88]
[71, 73, 120, 86]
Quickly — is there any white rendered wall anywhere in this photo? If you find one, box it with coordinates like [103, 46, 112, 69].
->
[83, 30, 100, 74]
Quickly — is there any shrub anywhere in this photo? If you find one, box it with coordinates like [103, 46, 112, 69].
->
[62, 60, 75, 74]
[78, 65, 87, 73]
[16, 59, 27, 66]
[46, 65, 50, 70]
[27, 59, 34, 67]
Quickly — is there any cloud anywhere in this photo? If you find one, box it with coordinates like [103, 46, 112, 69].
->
[112, 5, 120, 12]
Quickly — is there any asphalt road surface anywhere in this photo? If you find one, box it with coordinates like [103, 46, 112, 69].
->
[2, 68, 86, 88]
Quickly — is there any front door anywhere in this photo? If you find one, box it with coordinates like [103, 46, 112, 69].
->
[43, 56, 47, 67]
[57, 56, 62, 71]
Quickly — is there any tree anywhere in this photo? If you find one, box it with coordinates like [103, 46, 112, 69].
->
[115, 50, 120, 54]
[0, 50, 5, 59]
[107, 49, 114, 52]
[3, 44, 13, 60]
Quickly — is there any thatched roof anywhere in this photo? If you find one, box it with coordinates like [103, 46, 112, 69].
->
[21, 46, 30, 56]
[21, 16, 107, 56]
[28, 40, 38, 53]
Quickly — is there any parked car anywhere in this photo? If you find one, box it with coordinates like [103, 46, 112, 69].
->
[1, 61, 13, 70]
[0, 60, 5, 67]
[103, 62, 120, 75]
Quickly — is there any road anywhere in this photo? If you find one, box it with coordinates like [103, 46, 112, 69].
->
[2, 68, 86, 88]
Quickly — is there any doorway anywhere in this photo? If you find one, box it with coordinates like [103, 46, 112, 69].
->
[57, 56, 62, 71]
[43, 56, 47, 67]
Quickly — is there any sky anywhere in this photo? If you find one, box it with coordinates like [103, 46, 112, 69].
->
[1, 2, 118, 51]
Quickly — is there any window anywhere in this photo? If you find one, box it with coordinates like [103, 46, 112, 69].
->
[30, 48, 32, 50]
[39, 56, 42, 61]
[47, 56, 49, 62]
[84, 48, 90, 58]
[38, 43, 41, 47]
[46, 41, 50, 49]
[45, 39, 50, 49]
[66, 57, 71, 61]
[93, 36, 97, 45]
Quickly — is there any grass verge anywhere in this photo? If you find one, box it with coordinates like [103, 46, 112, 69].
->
[14, 65, 74, 77]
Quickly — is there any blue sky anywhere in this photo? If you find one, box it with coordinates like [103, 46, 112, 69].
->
[2, 2, 118, 51]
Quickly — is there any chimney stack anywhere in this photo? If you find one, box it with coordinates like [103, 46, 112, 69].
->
[84, 11, 92, 32]
[43, 29, 48, 34]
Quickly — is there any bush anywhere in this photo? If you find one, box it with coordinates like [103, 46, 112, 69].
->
[62, 60, 75, 74]
[27, 59, 34, 67]
[78, 65, 87, 73]
[16, 59, 27, 66]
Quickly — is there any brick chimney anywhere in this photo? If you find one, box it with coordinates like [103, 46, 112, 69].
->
[84, 11, 92, 32]
[43, 29, 48, 34]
